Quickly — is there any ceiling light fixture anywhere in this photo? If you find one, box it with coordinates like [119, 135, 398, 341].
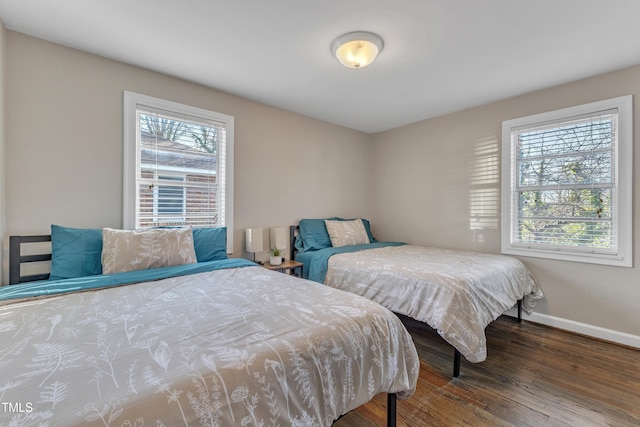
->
[331, 31, 384, 69]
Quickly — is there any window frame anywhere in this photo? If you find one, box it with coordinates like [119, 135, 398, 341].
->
[123, 91, 234, 253]
[501, 95, 633, 267]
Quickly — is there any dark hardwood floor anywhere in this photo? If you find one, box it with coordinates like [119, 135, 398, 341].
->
[335, 315, 640, 426]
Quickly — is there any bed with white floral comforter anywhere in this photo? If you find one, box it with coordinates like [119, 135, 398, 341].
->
[0, 265, 419, 426]
[324, 245, 544, 364]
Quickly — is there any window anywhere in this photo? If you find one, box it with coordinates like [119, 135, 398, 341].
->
[501, 95, 632, 267]
[124, 91, 234, 252]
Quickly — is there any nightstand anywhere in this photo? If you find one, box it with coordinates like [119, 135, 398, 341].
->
[263, 259, 303, 277]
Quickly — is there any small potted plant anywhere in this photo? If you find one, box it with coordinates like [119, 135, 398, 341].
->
[269, 246, 283, 266]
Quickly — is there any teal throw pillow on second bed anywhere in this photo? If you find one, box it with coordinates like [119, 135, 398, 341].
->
[297, 218, 339, 252]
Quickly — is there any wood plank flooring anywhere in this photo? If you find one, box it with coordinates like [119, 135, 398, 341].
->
[334, 315, 640, 426]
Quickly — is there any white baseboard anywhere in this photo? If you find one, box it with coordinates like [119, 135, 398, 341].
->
[503, 308, 640, 350]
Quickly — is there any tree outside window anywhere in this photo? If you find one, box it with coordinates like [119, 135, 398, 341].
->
[501, 95, 632, 267]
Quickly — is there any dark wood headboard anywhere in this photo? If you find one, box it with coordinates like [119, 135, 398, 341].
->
[289, 225, 299, 261]
[9, 235, 52, 284]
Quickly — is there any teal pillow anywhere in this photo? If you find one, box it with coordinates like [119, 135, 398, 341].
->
[193, 227, 228, 262]
[49, 224, 103, 280]
[298, 218, 338, 252]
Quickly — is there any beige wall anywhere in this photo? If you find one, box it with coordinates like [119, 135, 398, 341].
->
[4, 32, 372, 269]
[371, 66, 640, 341]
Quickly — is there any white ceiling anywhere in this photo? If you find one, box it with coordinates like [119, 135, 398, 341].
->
[1, 0, 640, 133]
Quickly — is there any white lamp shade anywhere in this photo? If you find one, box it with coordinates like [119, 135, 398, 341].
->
[270, 227, 288, 251]
[245, 228, 265, 253]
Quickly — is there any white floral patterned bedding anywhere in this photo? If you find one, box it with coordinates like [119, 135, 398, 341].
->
[324, 245, 544, 363]
[0, 266, 419, 426]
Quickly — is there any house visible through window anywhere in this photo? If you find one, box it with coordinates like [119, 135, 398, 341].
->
[124, 91, 234, 252]
[155, 175, 185, 220]
[501, 95, 632, 267]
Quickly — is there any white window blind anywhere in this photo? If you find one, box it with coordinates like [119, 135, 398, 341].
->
[136, 107, 226, 228]
[501, 96, 632, 267]
[124, 91, 234, 252]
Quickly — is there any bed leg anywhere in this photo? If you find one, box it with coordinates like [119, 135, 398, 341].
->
[453, 349, 461, 377]
[387, 393, 397, 427]
[517, 299, 523, 323]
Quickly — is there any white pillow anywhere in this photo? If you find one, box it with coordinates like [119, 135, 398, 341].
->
[102, 227, 197, 274]
[324, 219, 370, 247]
